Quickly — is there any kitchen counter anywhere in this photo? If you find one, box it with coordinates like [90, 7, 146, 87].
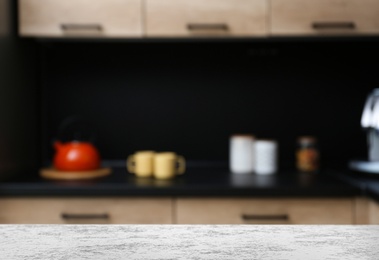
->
[331, 169, 379, 202]
[0, 167, 360, 197]
[1, 225, 378, 259]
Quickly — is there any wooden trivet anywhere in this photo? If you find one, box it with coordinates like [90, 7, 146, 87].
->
[39, 167, 111, 180]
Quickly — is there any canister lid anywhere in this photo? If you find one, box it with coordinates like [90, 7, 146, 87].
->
[231, 134, 255, 139]
[297, 136, 317, 144]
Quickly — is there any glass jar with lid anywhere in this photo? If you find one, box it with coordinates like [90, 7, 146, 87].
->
[296, 136, 319, 172]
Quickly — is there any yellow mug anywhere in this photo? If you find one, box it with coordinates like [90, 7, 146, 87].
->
[154, 152, 185, 180]
[127, 151, 155, 178]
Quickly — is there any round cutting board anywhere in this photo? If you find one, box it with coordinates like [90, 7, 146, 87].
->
[39, 167, 111, 180]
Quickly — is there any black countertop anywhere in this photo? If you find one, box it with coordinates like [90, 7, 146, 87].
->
[330, 169, 379, 202]
[0, 167, 361, 198]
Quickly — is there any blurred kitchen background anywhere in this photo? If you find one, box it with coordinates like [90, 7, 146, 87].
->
[0, 0, 379, 225]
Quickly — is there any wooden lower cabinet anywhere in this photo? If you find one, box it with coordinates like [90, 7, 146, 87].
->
[353, 197, 379, 224]
[175, 198, 354, 224]
[0, 198, 172, 224]
[368, 199, 379, 224]
[0, 197, 363, 224]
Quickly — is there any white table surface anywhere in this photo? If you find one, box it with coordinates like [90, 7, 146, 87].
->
[0, 225, 378, 260]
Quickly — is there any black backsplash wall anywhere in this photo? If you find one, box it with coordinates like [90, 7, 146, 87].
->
[0, 0, 39, 180]
[40, 39, 379, 170]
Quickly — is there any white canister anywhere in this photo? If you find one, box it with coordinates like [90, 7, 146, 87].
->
[229, 135, 255, 174]
[254, 140, 278, 175]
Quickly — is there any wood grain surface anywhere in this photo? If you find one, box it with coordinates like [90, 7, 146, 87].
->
[39, 167, 111, 180]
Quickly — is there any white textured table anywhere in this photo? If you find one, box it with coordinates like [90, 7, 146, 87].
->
[1, 225, 379, 259]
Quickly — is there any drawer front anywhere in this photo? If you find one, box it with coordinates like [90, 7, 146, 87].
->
[176, 198, 353, 224]
[0, 198, 172, 224]
[146, 0, 267, 37]
[19, 0, 142, 37]
[271, 0, 379, 35]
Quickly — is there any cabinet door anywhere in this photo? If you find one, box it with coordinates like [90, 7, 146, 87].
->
[146, 0, 267, 37]
[176, 198, 354, 224]
[19, 0, 143, 37]
[0, 198, 172, 224]
[369, 199, 379, 224]
[271, 0, 379, 36]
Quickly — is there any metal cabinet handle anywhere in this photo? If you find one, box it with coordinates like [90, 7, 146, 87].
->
[61, 24, 103, 32]
[61, 213, 110, 220]
[241, 214, 289, 221]
[312, 22, 356, 30]
[187, 23, 229, 31]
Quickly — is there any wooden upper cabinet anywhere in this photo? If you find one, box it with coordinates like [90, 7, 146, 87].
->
[18, 0, 379, 38]
[19, 0, 143, 37]
[145, 0, 268, 37]
[271, 0, 379, 36]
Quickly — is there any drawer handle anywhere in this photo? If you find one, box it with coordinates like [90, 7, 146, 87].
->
[61, 24, 103, 32]
[241, 214, 289, 221]
[61, 213, 110, 220]
[312, 22, 356, 30]
[187, 23, 229, 31]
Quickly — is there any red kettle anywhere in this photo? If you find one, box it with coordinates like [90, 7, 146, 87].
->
[53, 141, 100, 171]
[53, 116, 100, 171]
